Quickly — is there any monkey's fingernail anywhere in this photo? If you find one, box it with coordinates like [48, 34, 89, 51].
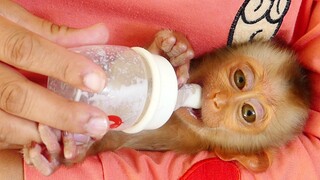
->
[84, 117, 109, 139]
[178, 43, 187, 52]
[63, 132, 76, 159]
[187, 50, 194, 59]
[166, 37, 176, 44]
[64, 149, 74, 160]
[162, 37, 176, 51]
[178, 77, 188, 87]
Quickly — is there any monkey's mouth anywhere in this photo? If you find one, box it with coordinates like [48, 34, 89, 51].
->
[175, 107, 203, 126]
[189, 108, 202, 120]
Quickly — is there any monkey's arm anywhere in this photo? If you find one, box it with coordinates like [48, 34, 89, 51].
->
[87, 114, 207, 156]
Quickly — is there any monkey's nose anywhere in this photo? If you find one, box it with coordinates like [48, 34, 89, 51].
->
[212, 93, 227, 109]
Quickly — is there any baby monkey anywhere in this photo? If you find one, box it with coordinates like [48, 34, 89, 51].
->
[24, 30, 310, 175]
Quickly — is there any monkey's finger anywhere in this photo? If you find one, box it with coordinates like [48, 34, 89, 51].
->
[160, 36, 176, 53]
[176, 62, 190, 87]
[0, 1, 109, 47]
[29, 143, 60, 176]
[22, 146, 32, 165]
[63, 132, 92, 160]
[170, 50, 194, 67]
[38, 125, 61, 155]
[63, 132, 77, 160]
[167, 42, 188, 59]
[148, 30, 176, 54]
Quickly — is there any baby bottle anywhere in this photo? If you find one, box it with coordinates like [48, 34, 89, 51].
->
[48, 45, 201, 134]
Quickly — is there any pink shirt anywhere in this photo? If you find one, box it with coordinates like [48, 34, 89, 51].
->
[13, 0, 320, 179]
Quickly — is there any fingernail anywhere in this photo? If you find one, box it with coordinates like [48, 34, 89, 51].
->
[187, 50, 194, 58]
[84, 117, 109, 139]
[83, 73, 106, 92]
[64, 148, 75, 160]
[73, 134, 91, 145]
[178, 43, 187, 51]
[63, 132, 76, 159]
[178, 77, 187, 88]
[167, 37, 176, 43]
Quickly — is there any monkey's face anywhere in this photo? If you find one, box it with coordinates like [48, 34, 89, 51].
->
[175, 41, 310, 152]
[178, 55, 270, 135]
[202, 56, 271, 133]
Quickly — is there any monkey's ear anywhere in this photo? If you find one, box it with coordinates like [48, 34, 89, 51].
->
[215, 149, 274, 172]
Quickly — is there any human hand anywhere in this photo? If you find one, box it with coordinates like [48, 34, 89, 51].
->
[0, 0, 110, 149]
[148, 30, 195, 87]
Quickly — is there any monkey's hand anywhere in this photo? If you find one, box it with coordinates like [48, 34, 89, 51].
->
[148, 30, 194, 87]
[23, 125, 94, 176]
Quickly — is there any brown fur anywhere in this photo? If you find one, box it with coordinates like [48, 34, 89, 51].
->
[86, 40, 310, 172]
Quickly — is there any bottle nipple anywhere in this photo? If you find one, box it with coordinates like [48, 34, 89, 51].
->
[175, 84, 202, 110]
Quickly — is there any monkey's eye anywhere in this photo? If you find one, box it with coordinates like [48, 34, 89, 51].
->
[234, 69, 246, 90]
[241, 104, 256, 123]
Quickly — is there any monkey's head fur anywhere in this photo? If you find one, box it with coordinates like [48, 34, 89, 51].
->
[95, 40, 311, 173]
[179, 40, 311, 156]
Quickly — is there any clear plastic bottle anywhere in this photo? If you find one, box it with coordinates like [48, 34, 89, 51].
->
[48, 45, 201, 133]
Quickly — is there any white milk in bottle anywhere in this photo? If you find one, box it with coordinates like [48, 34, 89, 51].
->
[48, 45, 201, 133]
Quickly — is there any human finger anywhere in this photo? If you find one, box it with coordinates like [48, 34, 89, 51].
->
[0, 16, 106, 93]
[0, 63, 109, 139]
[0, 110, 41, 146]
[0, 0, 109, 47]
[0, 143, 22, 150]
